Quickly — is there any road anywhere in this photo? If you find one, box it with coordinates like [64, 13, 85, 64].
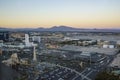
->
[75, 55, 114, 80]
[36, 54, 114, 80]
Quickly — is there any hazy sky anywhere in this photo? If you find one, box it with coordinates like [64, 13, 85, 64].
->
[0, 0, 120, 28]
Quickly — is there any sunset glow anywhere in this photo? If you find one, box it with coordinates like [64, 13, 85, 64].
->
[0, 0, 120, 28]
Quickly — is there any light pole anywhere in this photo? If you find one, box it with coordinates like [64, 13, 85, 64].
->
[90, 54, 91, 65]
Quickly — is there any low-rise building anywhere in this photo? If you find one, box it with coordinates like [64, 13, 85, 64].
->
[110, 54, 120, 68]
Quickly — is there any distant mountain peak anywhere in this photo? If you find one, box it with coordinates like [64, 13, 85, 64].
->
[0, 26, 120, 32]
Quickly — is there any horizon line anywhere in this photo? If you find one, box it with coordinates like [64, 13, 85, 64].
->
[0, 26, 120, 29]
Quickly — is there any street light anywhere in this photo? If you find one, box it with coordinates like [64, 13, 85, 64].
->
[90, 54, 91, 65]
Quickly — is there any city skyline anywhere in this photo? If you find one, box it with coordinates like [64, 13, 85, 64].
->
[0, 0, 120, 29]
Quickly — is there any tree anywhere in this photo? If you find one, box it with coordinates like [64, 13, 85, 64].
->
[95, 71, 120, 80]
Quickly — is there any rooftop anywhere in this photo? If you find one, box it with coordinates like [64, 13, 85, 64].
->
[110, 53, 120, 68]
[60, 45, 118, 55]
[0, 63, 20, 80]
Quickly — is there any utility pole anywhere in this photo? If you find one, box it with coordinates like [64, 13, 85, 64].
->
[90, 54, 91, 65]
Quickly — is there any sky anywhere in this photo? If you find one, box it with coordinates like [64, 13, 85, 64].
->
[0, 0, 120, 29]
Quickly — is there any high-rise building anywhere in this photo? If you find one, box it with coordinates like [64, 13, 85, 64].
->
[25, 34, 30, 47]
[0, 31, 9, 42]
[32, 36, 41, 43]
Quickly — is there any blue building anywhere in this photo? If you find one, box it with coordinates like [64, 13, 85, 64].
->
[0, 31, 9, 42]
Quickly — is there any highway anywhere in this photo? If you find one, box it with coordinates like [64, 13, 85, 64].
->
[36, 62, 91, 80]
[36, 54, 114, 80]
[76, 55, 114, 80]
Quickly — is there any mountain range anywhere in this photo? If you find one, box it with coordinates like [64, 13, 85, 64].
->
[0, 26, 120, 32]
